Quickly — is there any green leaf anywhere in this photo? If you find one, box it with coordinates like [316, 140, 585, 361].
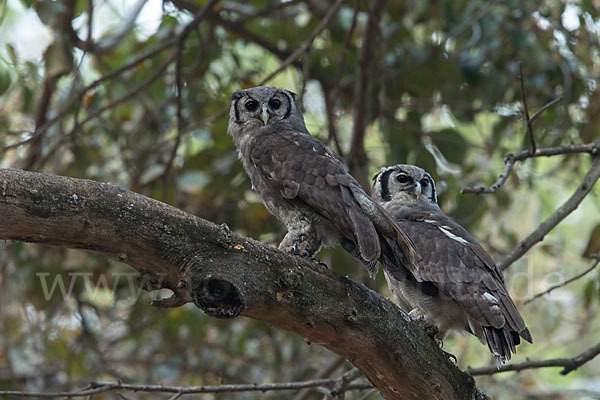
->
[0, 69, 10, 95]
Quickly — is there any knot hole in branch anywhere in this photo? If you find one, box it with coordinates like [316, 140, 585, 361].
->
[191, 278, 245, 318]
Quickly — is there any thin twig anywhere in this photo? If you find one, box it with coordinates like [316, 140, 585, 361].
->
[519, 62, 536, 154]
[530, 96, 564, 124]
[162, 0, 219, 200]
[324, 91, 345, 157]
[331, 3, 359, 98]
[34, 52, 178, 168]
[498, 152, 600, 270]
[524, 258, 600, 305]
[0, 378, 373, 398]
[258, 0, 345, 86]
[162, 44, 185, 201]
[348, 0, 385, 190]
[0, 39, 178, 153]
[86, 0, 94, 47]
[330, 369, 363, 396]
[72, 0, 149, 53]
[467, 342, 600, 376]
[322, 3, 359, 156]
[461, 141, 599, 194]
[293, 358, 346, 400]
[446, 0, 500, 39]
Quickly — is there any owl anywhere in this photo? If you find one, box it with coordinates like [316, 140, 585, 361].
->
[372, 164, 532, 362]
[227, 86, 416, 278]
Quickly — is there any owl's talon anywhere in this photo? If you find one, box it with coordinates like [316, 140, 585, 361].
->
[310, 255, 328, 268]
[296, 249, 328, 267]
[443, 350, 458, 365]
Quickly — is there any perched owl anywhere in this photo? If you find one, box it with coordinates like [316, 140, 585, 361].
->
[227, 86, 416, 278]
[372, 164, 532, 362]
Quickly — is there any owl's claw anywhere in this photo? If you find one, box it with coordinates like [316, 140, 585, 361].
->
[300, 250, 328, 267]
[442, 349, 458, 365]
[310, 255, 328, 268]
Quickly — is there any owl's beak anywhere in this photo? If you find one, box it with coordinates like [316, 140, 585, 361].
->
[414, 182, 422, 199]
[261, 105, 269, 125]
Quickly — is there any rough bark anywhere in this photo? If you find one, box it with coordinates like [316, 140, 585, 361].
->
[0, 168, 488, 400]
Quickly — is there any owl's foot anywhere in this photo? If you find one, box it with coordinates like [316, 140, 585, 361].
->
[409, 310, 439, 338]
[302, 249, 328, 268]
[288, 245, 328, 267]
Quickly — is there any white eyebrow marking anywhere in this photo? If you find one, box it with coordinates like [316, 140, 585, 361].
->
[424, 219, 437, 224]
[438, 226, 469, 245]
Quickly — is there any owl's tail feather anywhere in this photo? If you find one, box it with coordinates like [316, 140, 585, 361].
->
[339, 185, 381, 278]
[483, 326, 522, 363]
[341, 238, 380, 278]
[346, 183, 418, 272]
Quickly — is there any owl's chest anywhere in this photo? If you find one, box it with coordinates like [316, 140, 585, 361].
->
[237, 145, 287, 215]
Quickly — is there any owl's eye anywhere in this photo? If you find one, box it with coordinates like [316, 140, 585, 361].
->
[245, 100, 258, 111]
[269, 98, 281, 109]
[421, 178, 429, 187]
[396, 174, 410, 183]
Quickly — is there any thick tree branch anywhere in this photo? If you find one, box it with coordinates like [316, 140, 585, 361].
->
[467, 342, 600, 376]
[498, 153, 600, 270]
[0, 168, 488, 400]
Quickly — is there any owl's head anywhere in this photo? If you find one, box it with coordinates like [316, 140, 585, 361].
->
[228, 86, 307, 138]
[372, 164, 437, 205]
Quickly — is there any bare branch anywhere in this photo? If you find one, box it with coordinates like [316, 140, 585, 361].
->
[163, 43, 185, 201]
[461, 141, 599, 194]
[322, 5, 359, 158]
[348, 0, 385, 190]
[467, 342, 600, 376]
[72, 0, 149, 53]
[518, 62, 536, 154]
[461, 158, 516, 195]
[530, 96, 564, 124]
[162, 0, 220, 199]
[258, 0, 345, 86]
[0, 39, 178, 154]
[498, 153, 600, 269]
[446, 0, 500, 39]
[324, 91, 345, 157]
[0, 378, 373, 398]
[293, 358, 346, 400]
[524, 258, 600, 305]
[34, 52, 178, 168]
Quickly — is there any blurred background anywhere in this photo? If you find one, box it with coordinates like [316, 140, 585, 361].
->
[0, 0, 599, 398]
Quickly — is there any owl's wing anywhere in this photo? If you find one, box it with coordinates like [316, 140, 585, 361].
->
[249, 127, 416, 276]
[389, 208, 532, 350]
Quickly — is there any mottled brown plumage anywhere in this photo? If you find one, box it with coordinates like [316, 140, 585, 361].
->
[372, 164, 532, 362]
[227, 86, 416, 278]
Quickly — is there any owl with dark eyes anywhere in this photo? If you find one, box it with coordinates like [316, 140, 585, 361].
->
[227, 86, 416, 278]
[372, 164, 532, 362]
